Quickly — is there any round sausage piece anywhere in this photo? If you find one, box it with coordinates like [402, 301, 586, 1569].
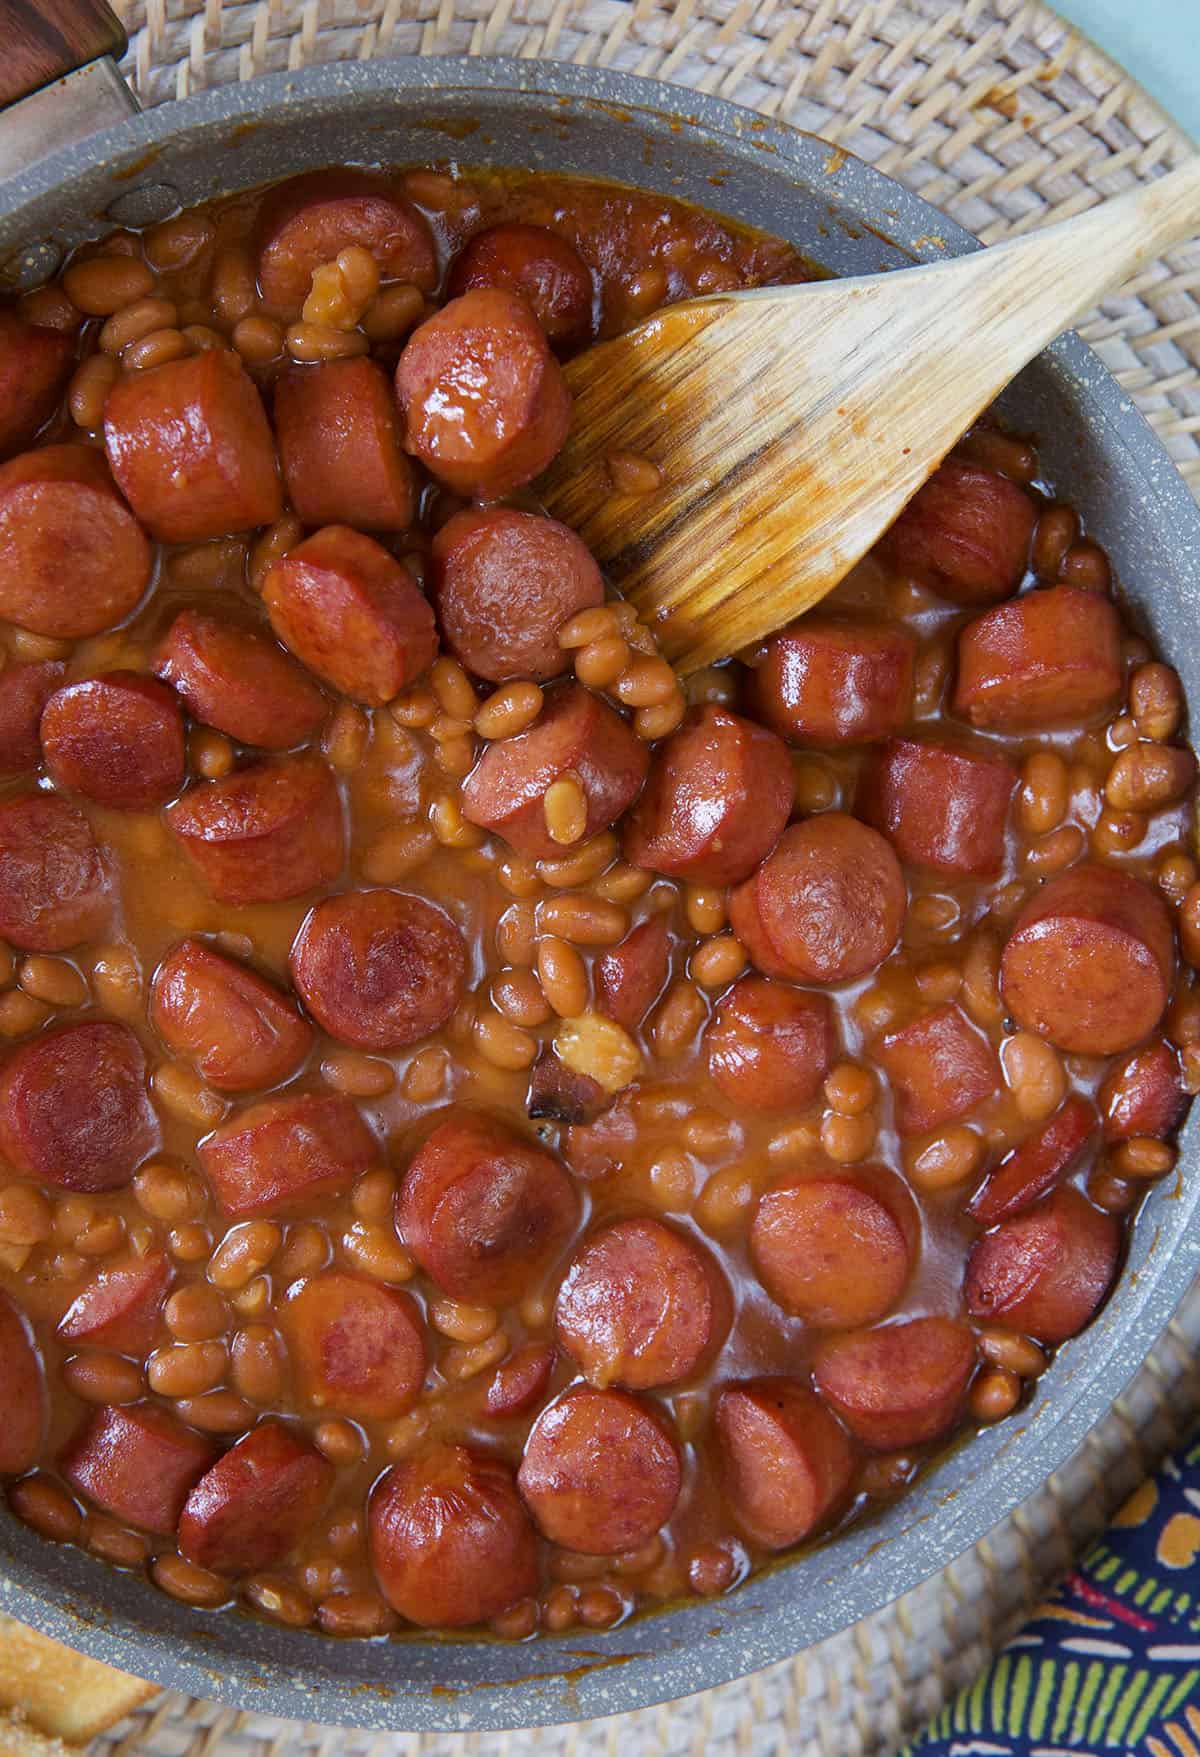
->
[729, 815, 906, 987]
[263, 526, 438, 707]
[1099, 1040, 1186, 1144]
[397, 1111, 579, 1306]
[874, 1004, 1000, 1136]
[395, 289, 572, 498]
[431, 507, 603, 684]
[275, 358, 415, 533]
[153, 609, 327, 751]
[750, 1167, 916, 1328]
[41, 672, 185, 811]
[967, 1094, 1096, 1225]
[370, 1444, 539, 1627]
[623, 706, 794, 886]
[0, 444, 151, 638]
[0, 311, 74, 459]
[555, 1217, 731, 1390]
[462, 682, 649, 859]
[485, 1343, 557, 1420]
[964, 1185, 1120, 1344]
[0, 661, 64, 775]
[857, 737, 1017, 879]
[152, 938, 314, 1093]
[0, 1290, 46, 1475]
[518, 1386, 682, 1554]
[280, 1273, 426, 1421]
[713, 1377, 855, 1551]
[199, 1092, 376, 1218]
[0, 1021, 158, 1193]
[256, 170, 437, 317]
[953, 585, 1123, 731]
[1000, 863, 1175, 1055]
[166, 755, 345, 905]
[104, 349, 282, 543]
[812, 1318, 976, 1452]
[179, 1422, 334, 1576]
[290, 890, 467, 1052]
[59, 1404, 215, 1536]
[877, 456, 1036, 605]
[446, 223, 594, 348]
[595, 913, 671, 1034]
[57, 1253, 173, 1355]
[706, 975, 835, 1110]
[750, 617, 917, 746]
[0, 792, 111, 951]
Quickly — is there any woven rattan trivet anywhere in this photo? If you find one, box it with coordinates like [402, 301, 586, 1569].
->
[77, 1, 1200, 1751]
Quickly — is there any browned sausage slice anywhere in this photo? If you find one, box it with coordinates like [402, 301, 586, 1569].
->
[964, 1185, 1120, 1343]
[876, 457, 1036, 604]
[728, 815, 906, 986]
[0, 661, 64, 774]
[446, 223, 594, 348]
[705, 975, 835, 1110]
[40, 673, 185, 811]
[874, 1004, 1000, 1135]
[0, 792, 111, 951]
[153, 609, 327, 751]
[0, 445, 151, 638]
[750, 1167, 916, 1327]
[430, 507, 603, 683]
[713, 1377, 855, 1550]
[967, 1094, 1096, 1225]
[555, 1217, 730, 1390]
[595, 913, 671, 1033]
[812, 1318, 977, 1451]
[275, 358, 414, 532]
[517, 1386, 681, 1554]
[59, 1404, 216, 1535]
[263, 526, 438, 707]
[0, 1290, 46, 1474]
[395, 289, 572, 497]
[750, 617, 917, 746]
[0, 1022, 158, 1192]
[953, 584, 1123, 731]
[179, 1421, 334, 1575]
[165, 755, 345, 905]
[526, 1047, 605, 1125]
[1000, 864, 1174, 1055]
[462, 682, 648, 859]
[397, 1111, 579, 1306]
[485, 1343, 557, 1419]
[1099, 1040, 1186, 1143]
[0, 311, 74, 458]
[57, 1253, 173, 1354]
[151, 938, 314, 1093]
[289, 889, 466, 1051]
[280, 1272, 426, 1420]
[370, 1444, 539, 1627]
[857, 737, 1017, 878]
[256, 170, 437, 317]
[199, 1092, 376, 1217]
[623, 706, 794, 886]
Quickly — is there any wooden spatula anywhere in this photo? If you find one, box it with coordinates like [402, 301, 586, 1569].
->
[542, 156, 1200, 674]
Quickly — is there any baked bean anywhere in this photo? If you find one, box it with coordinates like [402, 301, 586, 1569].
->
[68, 354, 118, 429]
[970, 1369, 1021, 1422]
[402, 1047, 450, 1103]
[1024, 824, 1086, 878]
[538, 832, 619, 890]
[189, 729, 235, 779]
[820, 1111, 877, 1164]
[100, 297, 178, 354]
[153, 1062, 228, 1129]
[475, 681, 544, 740]
[1060, 540, 1111, 592]
[61, 1352, 143, 1404]
[63, 256, 155, 315]
[649, 982, 707, 1059]
[1157, 850, 1197, 907]
[17, 955, 87, 1008]
[341, 1221, 414, 1284]
[166, 1285, 229, 1343]
[1110, 1136, 1176, 1179]
[978, 1329, 1045, 1378]
[321, 1051, 395, 1098]
[209, 1222, 282, 1291]
[691, 935, 748, 990]
[363, 823, 435, 884]
[244, 1576, 314, 1627]
[1001, 1032, 1067, 1123]
[169, 1224, 213, 1263]
[361, 283, 425, 341]
[908, 1125, 984, 1191]
[1130, 662, 1183, 741]
[555, 1013, 643, 1094]
[575, 635, 632, 690]
[1017, 752, 1068, 836]
[314, 1418, 366, 1467]
[230, 1325, 286, 1404]
[210, 246, 257, 325]
[145, 212, 214, 272]
[1106, 742, 1196, 813]
[539, 895, 628, 947]
[537, 936, 589, 1019]
[0, 990, 51, 1036]
[148, 1340, 228, 1398]
[153, 1553, 230, 1608]
[9, 1474, 83, 1543]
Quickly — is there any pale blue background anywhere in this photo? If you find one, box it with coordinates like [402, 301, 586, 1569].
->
[1058, 0, 1199, 141]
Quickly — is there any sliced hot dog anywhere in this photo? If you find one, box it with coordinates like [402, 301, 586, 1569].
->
[280, 1272, 426, 1421]
[750, 617, 917, 746]
[1000, 863, 1174, 1055]
[397, 1111, 579, 1306]
[858, 736, 1017, 878]
[59, 1404, 215, 1535]
[151, 938, 314, 1093]
[275, 357, 414, 532]
[289, 889, 466, 1051]
[430, 507, 603, 683]
[179, 1421, 334, 1575]
[876, 457, 1036, 605]
[0, 1290, 46, 1474]
[446, 222, 594, 349]
[485, 1342, 557, 1420]
[595, 913, 671, 1033]
[0, 1022, 158, 1192]
[370, 1444, 539, 1628]
[0, 792, 111, 951]
[0, 311, 74, 458]
[555, 1217, 730, 1390]
[395, 289, 572, 497]
[874, 1004, 1000, 1136]
[0, 661, 64, 774]
[57, 1253, 173, 1355]
[526, 1047, 606, 1126]
[713, 1377, 855, 1550]
[166, 754, 345, 905]
[105, 349, 282, 542]
[255, 170, 437, 317]
[812, 1318, 976, 1451]
[1099, 1040, 1186, 1144]
[622, 705, 794, 886]
[153, 609, 327, 751]
[263, 526, 438, 707]
[964, 1185, 1120, 1343]
[199, 1091, 376, 1217]
[750, 1167, 916, 1327]
[706, 975, 835, 1110]
[728, 815, 906, 986]
[462, 681, 648, 859]
[0, 444, 151, 637]
[967, 1093, 1096, 1225]
[40, 672, 185, 811]
[517, 1385, 681, 1554]
[954, 584, 1122, 732]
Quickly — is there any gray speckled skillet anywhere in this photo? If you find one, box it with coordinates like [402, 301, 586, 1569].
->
[0, 53, 1198, 1736]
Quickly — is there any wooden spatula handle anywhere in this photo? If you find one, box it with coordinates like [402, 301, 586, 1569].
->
[0, 0, 126, 108]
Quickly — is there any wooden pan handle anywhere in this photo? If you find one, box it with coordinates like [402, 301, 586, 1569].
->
[0, 0, 126, 108]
